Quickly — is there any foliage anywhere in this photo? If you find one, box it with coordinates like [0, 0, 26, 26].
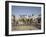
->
[18, 18, 33, 24]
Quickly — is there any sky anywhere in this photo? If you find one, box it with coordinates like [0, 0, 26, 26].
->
[12, 6, 41, 16]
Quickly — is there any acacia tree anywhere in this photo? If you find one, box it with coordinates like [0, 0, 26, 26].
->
[29, 18, 33, 24]
[18, 18, 33, 25]
[18, 18, 25, 23]
[32, 14, 34, 16]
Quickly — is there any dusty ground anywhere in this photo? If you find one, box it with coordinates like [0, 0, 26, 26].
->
[12, 25, 40, 31]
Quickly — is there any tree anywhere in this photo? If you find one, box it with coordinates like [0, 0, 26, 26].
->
[18, 18, 25, 23]
[38, 14, 41, 16]
[32, 14, 34, 16]
[29, 18, 33, 23]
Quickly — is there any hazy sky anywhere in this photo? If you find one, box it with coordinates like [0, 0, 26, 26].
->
[12, 6, 41, 16]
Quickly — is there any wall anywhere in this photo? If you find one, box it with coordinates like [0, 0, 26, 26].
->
[0, 0, 46, 37]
